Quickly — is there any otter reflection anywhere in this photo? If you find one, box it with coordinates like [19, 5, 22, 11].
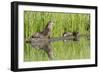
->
[26, 21, 54, 60]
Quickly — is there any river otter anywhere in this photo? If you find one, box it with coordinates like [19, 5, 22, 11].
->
[26, 21, 54, 60]
[63, 32, 79, 41]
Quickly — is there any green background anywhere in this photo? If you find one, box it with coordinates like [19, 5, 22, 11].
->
[24, 11, 90, 61]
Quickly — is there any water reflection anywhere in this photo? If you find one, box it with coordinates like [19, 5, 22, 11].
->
[26, 34, 90, 60]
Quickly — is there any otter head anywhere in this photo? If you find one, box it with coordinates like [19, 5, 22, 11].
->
[47, 21, 54, 29]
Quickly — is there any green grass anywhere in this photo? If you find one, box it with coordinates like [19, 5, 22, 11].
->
[24, 11, 90, 61]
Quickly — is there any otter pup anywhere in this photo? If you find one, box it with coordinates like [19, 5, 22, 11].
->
[63, 32, 79, 41]
[26, 21, 54, 60]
